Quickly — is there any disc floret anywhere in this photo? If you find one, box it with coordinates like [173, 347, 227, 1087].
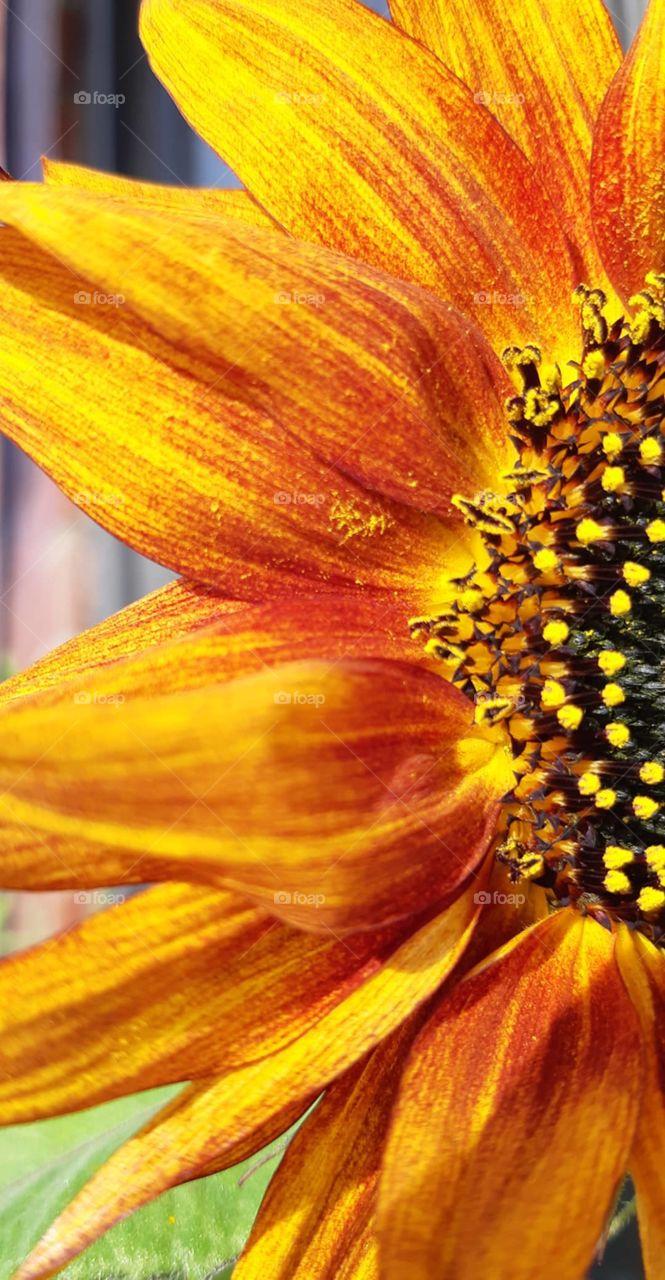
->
[413, 275, 665, 940]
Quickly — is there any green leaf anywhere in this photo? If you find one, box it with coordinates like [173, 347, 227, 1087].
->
[0, 1087, 294, 1279]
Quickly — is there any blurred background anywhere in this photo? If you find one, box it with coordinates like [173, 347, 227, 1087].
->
[0, 0, 650, 1275]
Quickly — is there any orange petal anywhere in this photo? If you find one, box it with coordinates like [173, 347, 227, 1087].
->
[0, 579, 241, 706]
[42, 157, 276, 226]
[0, 588, 430, 708]
[0, 218, 459, 600]
[0, 883, 425, 1122]
[12, 1084, 311, 1280]
[390, 0, 621, 291]
[0, 656, 511, 932]
[378, 912, 641, 1280]
[591, 0, 665, 299]
[139, 0, 579, 358]
[616, 927, 665, 1280]
[235, 1023, 418, 1280]
[0, 183, 512, 519]
[12, 892, 478, 1280]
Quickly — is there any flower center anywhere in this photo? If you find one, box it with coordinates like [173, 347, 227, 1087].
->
[413, 274, 665, 941]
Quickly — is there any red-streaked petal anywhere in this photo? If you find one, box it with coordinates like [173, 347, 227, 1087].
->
[0, 589, 430, 708]
[616, 927, 665, 1280]
[139, 0, 580, 358]
[42, 158, 276, 225]
[0, 219, 461, 600]
[0, 579, 241, 706]
[0, 183, 512, 520]
[12, 893, 478, 1280]
[0, 657, 512, 932]
[0, 883, 427, 1122]
[390, 0, 621, 291]
[378, 912, 641, 1280]
[591, 0, 665, 299]
[235, 1022, 419, 1280]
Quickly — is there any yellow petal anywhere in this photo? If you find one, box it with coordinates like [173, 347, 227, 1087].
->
[42, 157, 276, 225]
[235, 1023, 417, 1279]
[0, 183, 512, 520]
[0, 655, 512, 932]
[378, 912, 641, 1280]
[0, 882, 428, 1123]
[591, 0, 665, 299]
[139, 0, 579, 358]
[12, 892, 478, 1280]
[390, 0, 621, 293]
[0, 210, 461, 599]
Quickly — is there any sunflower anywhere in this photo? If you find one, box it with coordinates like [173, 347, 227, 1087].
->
[0, 0, 663, 1276]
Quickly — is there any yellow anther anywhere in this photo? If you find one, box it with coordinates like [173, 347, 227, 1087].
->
[606, 722, 631, 748]
[543, 619, 569, 645]
[637, 886, 665, 914]
[603, 845, 634, 869]
[603, 869, 631, 894]
[629, 310, 652, 344]
[540, 363, 562, 395]
[609, 589, 631, 616]
[647, 519, 665, 543]
[598, 650, 626, 676]
[474, 696, 513, 725]
[633, 795, 660, 820]
[640, 761, 665, 785]
[623, 561, 651, 587]
[602, 682, 625, 707]
[533, 547, 560, 573]
[601, 466, 626, 493]
[524, 388, 560, 427]
[595, 788, 617, 809]
[640, 436, 663, 464]
[574, 286, 608, 344]
[557, 704, 584, 732]
[646, 845, 665, 871]
[501, 344, 541, 377]
[576, 518, 608, 545]
[541, 678, 567, 709]
[459, 588, 484, 612]
[582, 349, 606, 380]
[505, 395, 525, 423]
[578, 771, 600, 796]
[629, 288, 665, 339]
[645, 271, 665, 295]
[602, 432, 623, 458]
[451, 493, 516, 536]
[425, 636, 465, 662]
